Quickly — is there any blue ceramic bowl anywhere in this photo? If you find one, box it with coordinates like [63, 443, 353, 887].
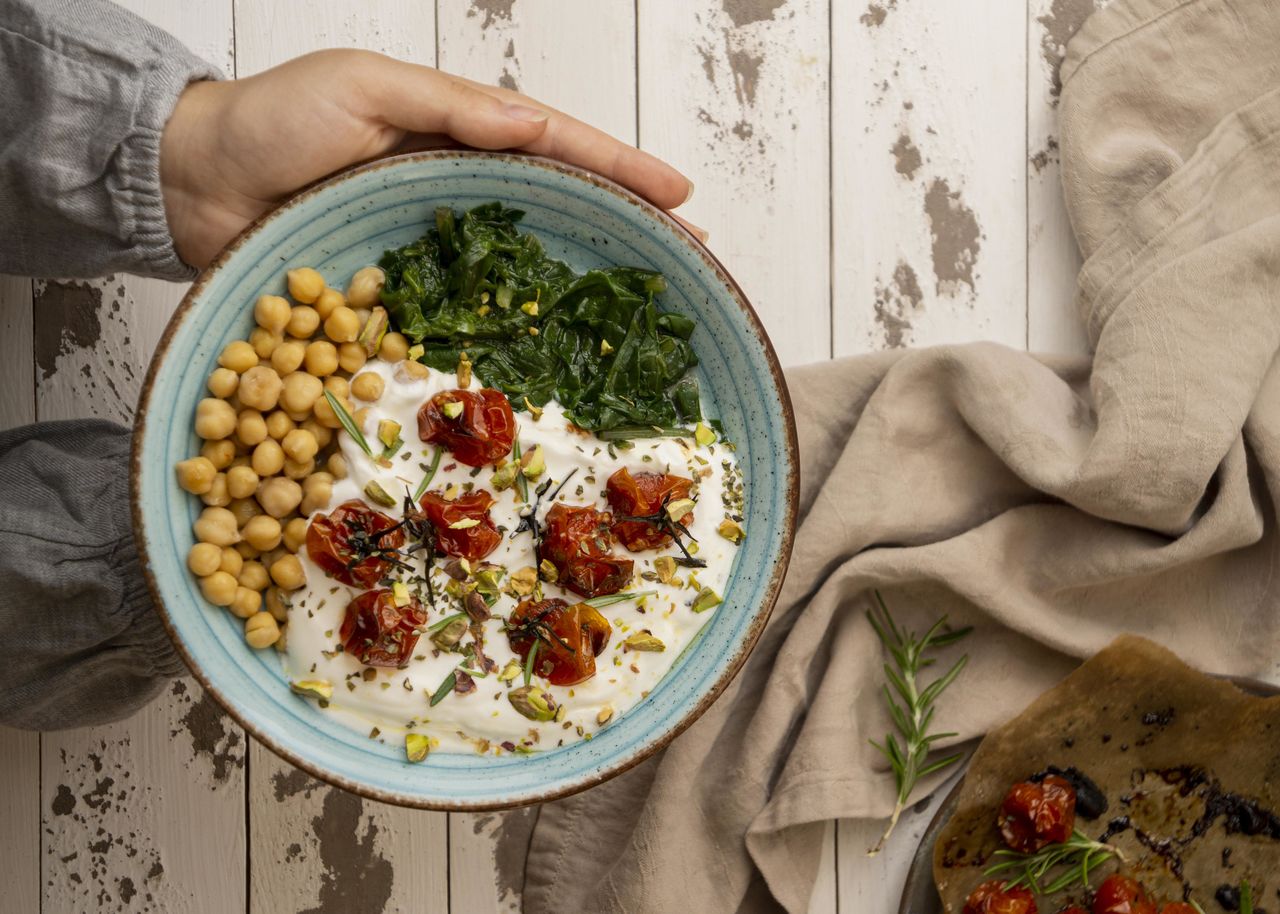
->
[132, 151, 798, 809]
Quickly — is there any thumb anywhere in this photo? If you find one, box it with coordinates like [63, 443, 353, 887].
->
[359, 56, 550, 149]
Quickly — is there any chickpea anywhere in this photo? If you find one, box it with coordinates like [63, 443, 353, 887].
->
[244, 611, 281, 648]
[238, 561, 270, 591]
[248, 327, 282, 360]
[187, 542, 222, 577]
[175, 456, 217, 495]
[254, 294, 292, 333]
[282, 517, 309, 553]
[378, 331, 408, 362]
[285, 407, 311, 423]
[251, 438, 285, 476]
[286, 267, 325, 304]
[304, 340, 339, 377]
[228, 455, 251, 469]
[207, 367, 239, 399]
[236, 409, 268, 447]
[263, 546, 289, 569]
[234, 541, 261, 560]
[326, 452, 347, 479]
[257, 477, 303, 518]
[200, 473, 230, 507]
[265, 410, 295, 440]
[270, 554, 306, 591]
[395, 359, 430, 382]
[228, 586, 262, 620]
[238, 366, 283, 412]
[242, 515, 283, 552]
[228, 497, 261, 528]
[271, 339, 306, 375]
[311, 392, 351, 429]
[300, 419, 332, 450]
[286, 305, 321, 339]
[323, 375, 349, 398]
[346, 266, 385, 309]
[314, 287, 345, 320]
[282, 458, 314, 481]
[218, 340, 259, 373]
[337, 341, 367, 374]
[280, 371, 323, 414]
[201, 439, 235, 469]
[226, 465, 260, 500]
[218, 545, 244, 577]
[353, 407, 371, 430]
[350, 371, 385, 402]
[323, 306, 360, 343]
[300, 476, 333, 516]
[195, 398, 237, 440]
[194, 506, 239, 546]
[265, 587, 290, 623]
[352, 308, 372, 330]
[200, 571, 238, 607]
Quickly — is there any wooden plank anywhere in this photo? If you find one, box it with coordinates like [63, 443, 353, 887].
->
[228, 5, 451, 912]
[1027, 0, 1098, 355]
[831, 0, 1027, 355]
[36, 3, 242, 911]
[0, 273, 38, 914]
[809, 820, 839, 914]
[638, 0, 831, 367]
[435, 3, 639, 909]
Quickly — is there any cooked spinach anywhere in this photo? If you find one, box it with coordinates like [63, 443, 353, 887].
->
[379, 203, 701, 434]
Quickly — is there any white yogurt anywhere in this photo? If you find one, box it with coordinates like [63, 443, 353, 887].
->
[283, 358, 743, 755]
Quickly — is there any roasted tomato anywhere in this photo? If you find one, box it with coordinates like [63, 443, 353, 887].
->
[420, 489, 501, 561]
[605, 467, 695, 551]
[540, 502, 634, 597]
[339, 589, 428, 668]
[962, 881, 1038, 914]
[306, 500, 405, 588]
[506, 598, 612, 686]
[1092, 876, 1156, 914]
[417, 388, 515, 467]
[998, 775, 1077, 852]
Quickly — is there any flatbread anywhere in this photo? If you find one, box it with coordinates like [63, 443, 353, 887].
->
[933, 635, 1280, 912]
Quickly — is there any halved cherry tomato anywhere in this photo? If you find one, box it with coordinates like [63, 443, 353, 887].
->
[999, 775, 1077, 853]
[306, 500, 405, 588]
[1092, 875, 1156, 914]
[540, 502, 634, 597]
[339, 588, 427, 668]
[962, 881, 1038, 914]
[420, 489, 501, 561]
[417, 388, 515, 467]
[506, 598, 612, 686]
[605, 467, 695, 551]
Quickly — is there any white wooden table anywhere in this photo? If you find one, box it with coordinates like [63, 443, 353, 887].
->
[0, 1, 1097, 910]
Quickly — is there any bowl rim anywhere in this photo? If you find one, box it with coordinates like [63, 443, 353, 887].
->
[131, 149, 800, 810]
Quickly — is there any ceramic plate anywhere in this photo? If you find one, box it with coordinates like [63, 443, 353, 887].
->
[132, 151, 798, 810]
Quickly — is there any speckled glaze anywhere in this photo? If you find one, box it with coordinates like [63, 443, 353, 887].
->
[132, 151, 798, 810]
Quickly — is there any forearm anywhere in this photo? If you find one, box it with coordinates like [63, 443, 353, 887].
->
[0, 0, 221, 280]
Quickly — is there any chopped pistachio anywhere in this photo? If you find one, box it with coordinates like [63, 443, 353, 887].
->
[405, 732, 431, 763]
[520, 300, 539, 317]
[691, 587, 722, 614]
[523, 397, 543, 421]
[457, 352, 473, 388]
[508, 685, 557, 722]
[444, 482, 460, 499]
[290, 679, 333, 701]
[597, 706, 615, 725]
[600, 338, 615, 356]
[520, 444, 546, 480]
[665, 498, 696, 524]
[357, 306, 389, 356]
[498, 659, 522, 683]
[717, 518, 746, 544]
[622, 631, 666, 652]
[687, 541, 700, 555]
[491, 462, 519, 491]
[363, 480, 396, 507]
[448, 517, 480, 530]
[442, 558, 472, 580]
[391, 582, 411, 607]
[406, 343, 425, 361]
[430, 617, 468, 650]
[694, 422, 716, 447]
[652, 556, 678, 585]
[477, 304, 491, 317]
[528, 327, 539, 337]
[474, 567, 505, 596]
[538, 558, 559, 583]
[377, 419, 402, 449]
[509, 566, 538, 596]
[442, 399, 464, 420]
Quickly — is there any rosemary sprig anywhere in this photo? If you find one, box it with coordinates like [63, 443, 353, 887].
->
[582, 590, 657, 608]
[412, 448, 443, 502]
[984, 828, 1120, 894]
[595, 426, 694, 441]
[866, 591, 972, 856]
[1242, 881, 1254, 914]
[512, 439, 529, 502]
[429, 670, 456, 707]
[324, 390, 373, 458]
[523, 640, 540, 687]
[426, 611, 467, 634]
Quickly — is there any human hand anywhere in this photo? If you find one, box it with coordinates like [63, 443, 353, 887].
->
[160, 50, 697, 268]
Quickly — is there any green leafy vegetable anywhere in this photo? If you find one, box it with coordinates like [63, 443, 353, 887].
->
[379, 203, 701, 435]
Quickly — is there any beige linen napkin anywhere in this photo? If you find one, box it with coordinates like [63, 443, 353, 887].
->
[519, 1, 1280, 911]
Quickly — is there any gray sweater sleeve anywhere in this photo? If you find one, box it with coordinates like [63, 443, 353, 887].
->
[0, 0, 223, 280]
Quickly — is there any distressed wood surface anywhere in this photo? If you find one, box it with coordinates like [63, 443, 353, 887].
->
[3, 1, 1107, 912]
